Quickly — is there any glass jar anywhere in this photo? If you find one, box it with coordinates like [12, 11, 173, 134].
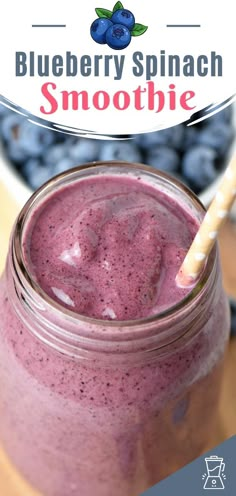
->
[0, 162, 230, 496]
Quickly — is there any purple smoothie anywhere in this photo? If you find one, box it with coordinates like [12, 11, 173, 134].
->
[0, 165, 230, 496]
[24, 175, 197, 320]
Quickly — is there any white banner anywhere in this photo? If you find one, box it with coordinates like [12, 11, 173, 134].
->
[0, 0, 235, 136]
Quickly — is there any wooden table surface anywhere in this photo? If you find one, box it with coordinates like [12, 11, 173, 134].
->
[0, 182, 236, 495]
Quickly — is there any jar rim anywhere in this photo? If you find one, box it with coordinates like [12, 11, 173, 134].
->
[12, 160, 216, 331]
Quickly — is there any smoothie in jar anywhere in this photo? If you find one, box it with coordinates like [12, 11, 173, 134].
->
[0, 162, 230, 496]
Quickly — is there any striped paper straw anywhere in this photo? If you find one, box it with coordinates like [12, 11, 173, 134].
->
[176, 156, 236, 287]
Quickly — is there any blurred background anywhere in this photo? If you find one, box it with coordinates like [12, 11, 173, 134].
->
[0, 102, 235, 201]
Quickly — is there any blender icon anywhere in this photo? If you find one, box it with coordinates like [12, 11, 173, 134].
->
[203, 456, 226, 489]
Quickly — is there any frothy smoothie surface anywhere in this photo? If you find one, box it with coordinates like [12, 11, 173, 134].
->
[23, 174, 199, 320]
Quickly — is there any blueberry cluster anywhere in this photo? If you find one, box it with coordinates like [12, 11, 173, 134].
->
[90, 2, 147, 50]
[0, 103, 234, 194]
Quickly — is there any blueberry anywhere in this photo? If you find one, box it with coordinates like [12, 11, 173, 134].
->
[18, 121, 55, 157]
[229, 298, 236, 337]
[111, 9, 135, 31]
[43, 143, 68, 167]
[7, 140, 28, 163]
[1, 113, 31, 162]
[53, 157, 76, 175]
[23, 159, 52, 190]
[182, 145, 217, 190]
[99, 140, 142, 162]
[68, 138, 100, 164]
[145, 146, 180, 173]
[90, 18, 113, 44]
[0, 113, 24, 141]
[106, 24, 131, 50]
[182, 126, 199, 150]
[133, 125, 185, 150]
[197, 122, 234, 157]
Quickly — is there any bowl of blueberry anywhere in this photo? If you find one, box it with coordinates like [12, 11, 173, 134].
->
[0, 103, 235, 209]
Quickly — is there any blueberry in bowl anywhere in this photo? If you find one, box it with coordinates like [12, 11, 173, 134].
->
[99, 140, 142, 162]
[182, 146, 218, 191]
[0, 103, 235, 208]
[145, 146, 180, 173]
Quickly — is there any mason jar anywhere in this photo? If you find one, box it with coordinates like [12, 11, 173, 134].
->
[0, 163, 230, 496]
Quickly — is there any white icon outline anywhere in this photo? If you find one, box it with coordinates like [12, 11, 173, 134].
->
[202, 455, 226, 490]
